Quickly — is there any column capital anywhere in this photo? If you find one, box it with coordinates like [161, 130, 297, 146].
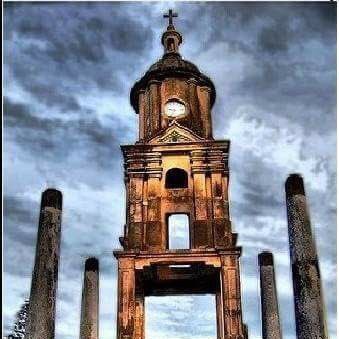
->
[118, 257, 135, 270]
[258, 251, 274, 266]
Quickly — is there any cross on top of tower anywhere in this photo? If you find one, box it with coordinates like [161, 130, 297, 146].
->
[163, 9, 178, 27]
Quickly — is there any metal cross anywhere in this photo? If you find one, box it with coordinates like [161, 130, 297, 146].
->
[163, 9, 178, 26]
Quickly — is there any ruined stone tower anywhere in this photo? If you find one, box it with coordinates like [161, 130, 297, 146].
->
[114, 10, 247, 339]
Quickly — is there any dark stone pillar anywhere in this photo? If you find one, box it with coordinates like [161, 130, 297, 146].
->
[149, 80, 161, 135]
[27, 188, 62, 339]
[258, 251, 282, 339]
[285, 173, 327, 339]
[80, 258, 99, 339]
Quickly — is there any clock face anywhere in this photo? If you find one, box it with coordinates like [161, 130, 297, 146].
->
[164, 100, 186, 118]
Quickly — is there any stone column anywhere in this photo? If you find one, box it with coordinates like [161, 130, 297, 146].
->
[258, 251, 282, 339]
[26, 188, 62, 339]
[128, 174, 144, 250]
[188, 78, 200, 132]
[134, 281, 145, 339]
[215, 289, 224, 339]
[80, 258, 99, 339]
[191, 150, 212, 248]
[220, 255, 245, 339]
[285, 173, 327, 339]
[145, 152, 163, 250]
[117, 257, 136, 339]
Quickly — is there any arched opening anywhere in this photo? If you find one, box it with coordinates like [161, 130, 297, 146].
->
[166, 37, 175, 52]
[165, 168, 188, 189]
[145, 295, 217, 339]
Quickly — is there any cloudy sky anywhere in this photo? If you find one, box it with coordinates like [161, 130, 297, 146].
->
[3, 2, 337, 339]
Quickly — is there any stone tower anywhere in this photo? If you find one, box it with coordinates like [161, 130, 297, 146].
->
[114, 10, 247, 339]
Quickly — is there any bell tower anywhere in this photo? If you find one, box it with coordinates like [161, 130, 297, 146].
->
[114, 10, 247, 339]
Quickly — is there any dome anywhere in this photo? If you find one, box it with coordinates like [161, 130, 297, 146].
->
[148, 52, 199, 73]
[130, 11, 216, 114]
[130, 52, 216, 113]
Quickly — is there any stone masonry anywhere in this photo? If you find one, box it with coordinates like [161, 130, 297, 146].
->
[114, 10, 247, 339]
[285, 173, 328, 339]
[80, 257, 99, 339]
[26, 188, 62, 339]
[258, 251, 282, 339]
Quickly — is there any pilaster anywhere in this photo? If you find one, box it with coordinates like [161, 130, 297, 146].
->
[138, 90, 146, 141]
[149, 80, 161, 136]
[117, 257, 136, 339]
[220, 255, 245, 339]
[197, 86, 212, 139]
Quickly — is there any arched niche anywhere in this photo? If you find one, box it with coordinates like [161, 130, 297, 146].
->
[165, 168, 188, 189]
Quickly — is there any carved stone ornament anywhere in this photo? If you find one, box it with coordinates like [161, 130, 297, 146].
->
[159, 130, 191, 143]
[150, 121, 204, 144]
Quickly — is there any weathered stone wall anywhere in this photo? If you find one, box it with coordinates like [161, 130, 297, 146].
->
[137, 77, 212, 141]
[121, 142, 232, 251]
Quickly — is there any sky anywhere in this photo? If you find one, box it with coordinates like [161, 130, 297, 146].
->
[3, 2, 337, 339]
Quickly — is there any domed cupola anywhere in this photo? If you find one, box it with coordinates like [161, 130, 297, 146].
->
[130, 10, 216, 142]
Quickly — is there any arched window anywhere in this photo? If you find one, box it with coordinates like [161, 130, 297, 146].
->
[165, 168, 188, 189]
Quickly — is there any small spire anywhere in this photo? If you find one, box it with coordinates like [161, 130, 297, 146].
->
[162, 9, 182, 54]
[163, 9, 178, 29]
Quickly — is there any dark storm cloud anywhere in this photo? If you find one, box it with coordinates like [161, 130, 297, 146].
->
[4, 195, 36, 224]
[175, 2, 336, 135]
[4, 96, 131, 172]
[4, 2, 156, 111]
[24, 83, 82, 112]
[204, 2, 336, 42]
[254, 3, 336, 47]
[229, 148, 286, 220]
[257, 22, 290, 53]
[3, 195, 39, 248]
[237, 59, 335, 109]
[4, 2, 154, 55]
[4, 98, 41, 129]
[60, 247, 115, 280]
[231, 141, 336, 252]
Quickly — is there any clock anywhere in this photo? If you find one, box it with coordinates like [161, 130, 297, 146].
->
[164, 100, 186, 118]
